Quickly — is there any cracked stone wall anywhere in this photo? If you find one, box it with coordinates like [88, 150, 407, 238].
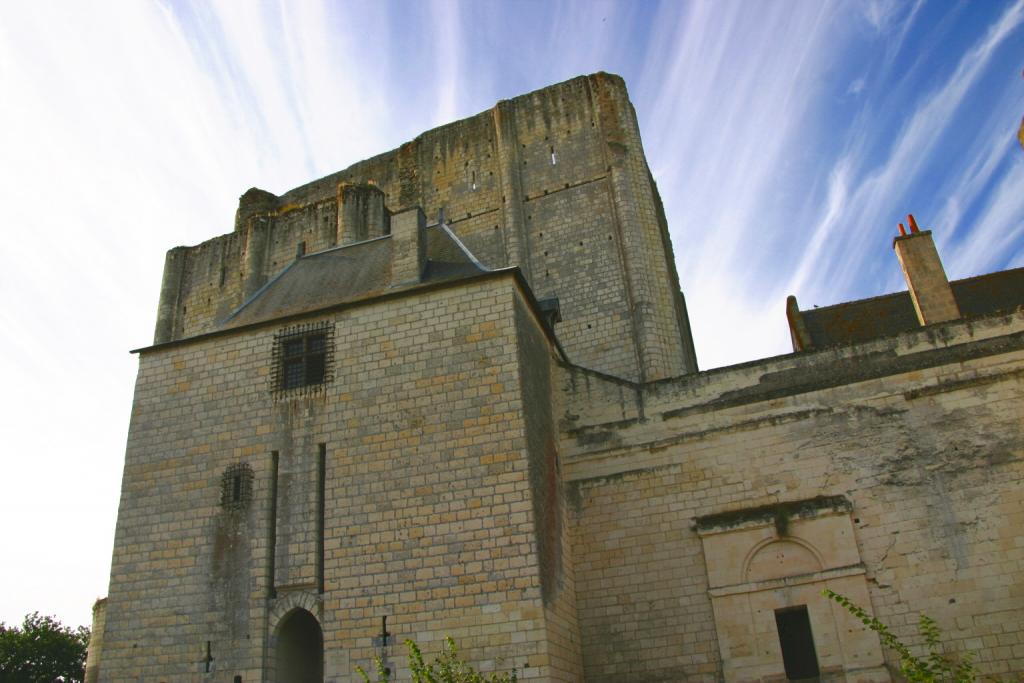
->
[562, 309, 1024, 682]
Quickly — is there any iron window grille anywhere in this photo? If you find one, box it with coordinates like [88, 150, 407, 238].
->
[221, 463, 254, 510]
[272, 322, 334, 397]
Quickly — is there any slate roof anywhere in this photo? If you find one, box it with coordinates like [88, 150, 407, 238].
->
[791, 267, 1024, 349]
[221, 224, 487, 329]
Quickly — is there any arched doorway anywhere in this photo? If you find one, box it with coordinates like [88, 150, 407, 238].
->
[275, 608, 323, 683]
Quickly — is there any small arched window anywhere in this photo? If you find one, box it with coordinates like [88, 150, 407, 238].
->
[220, 463, 253, 510]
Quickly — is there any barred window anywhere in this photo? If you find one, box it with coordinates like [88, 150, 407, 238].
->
[272, 322, 334, 397]
[282, 332, 326, 389]
[221, 463, 253, 510]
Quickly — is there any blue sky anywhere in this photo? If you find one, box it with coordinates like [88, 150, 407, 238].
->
[1, 0, 1022, 629]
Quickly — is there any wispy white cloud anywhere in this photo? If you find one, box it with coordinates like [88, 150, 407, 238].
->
[861, 0, 902, 32]
[0, 2, 214, 629]
[932, 111, 1021, 255]
[0, 0, 409, 629]
[948, 156, 1024, 275]
[430, 0, 464, 126]
[636, 1, 844, 366]
[269, 2, 400, 178]
[627, 0, 1024, 369]
[782, 158, 853, 299]
[782, 0, 1024, 304]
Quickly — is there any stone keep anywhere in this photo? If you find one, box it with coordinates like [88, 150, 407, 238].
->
[90, 74, 1024, 683]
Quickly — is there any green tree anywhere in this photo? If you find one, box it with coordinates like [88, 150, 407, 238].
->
[0, 613, 90, 683]
[823, 589, 978, 683]
[358, 636, 517, 683]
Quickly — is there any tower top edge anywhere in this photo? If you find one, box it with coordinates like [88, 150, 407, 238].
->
[254, 72, 630, 205]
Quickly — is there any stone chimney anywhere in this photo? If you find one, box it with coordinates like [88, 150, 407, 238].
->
[785, 295, 812, 351]
[893, 214, 960, 326]
[391, 206, 426, 287]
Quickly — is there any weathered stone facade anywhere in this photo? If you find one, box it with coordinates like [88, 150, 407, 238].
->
[91, 74, 1024, 682]
[564, 309, 1024, 681]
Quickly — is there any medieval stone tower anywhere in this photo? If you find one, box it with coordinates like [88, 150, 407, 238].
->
[90, 74, 1024, 683]
[92, 74, 694, 682]
[152, 72, 696, 383]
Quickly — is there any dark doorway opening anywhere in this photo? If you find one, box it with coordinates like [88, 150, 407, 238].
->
[775, 605, 820, 681]
[276, 608, 323, 683]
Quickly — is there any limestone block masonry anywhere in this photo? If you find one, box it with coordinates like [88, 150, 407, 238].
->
[92, 73, 1024, 683]
[152, 73, 698, 383]
[562, 310, 1024, 682]
[103, 274, 580, 682]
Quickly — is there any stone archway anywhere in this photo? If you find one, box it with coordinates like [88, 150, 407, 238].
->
[275, 608, 323, 683]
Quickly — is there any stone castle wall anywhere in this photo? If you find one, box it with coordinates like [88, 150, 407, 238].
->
[153, 74, 697, 382]
[97, 72, 1024, 683]
[563, 309, 1024, 682]
[103, 272, 581, 682]
[84, 598, 106, 683]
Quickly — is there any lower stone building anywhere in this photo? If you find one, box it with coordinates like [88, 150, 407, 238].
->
[88, 74, 1024, 682]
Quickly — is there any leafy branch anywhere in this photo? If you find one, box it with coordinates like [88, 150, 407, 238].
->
[823, 589, 978, 683]
[357, 636, 517, 683]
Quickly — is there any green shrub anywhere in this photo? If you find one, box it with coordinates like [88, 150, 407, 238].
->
[357, 636, 517, 683]
[823, 589, 978, 683]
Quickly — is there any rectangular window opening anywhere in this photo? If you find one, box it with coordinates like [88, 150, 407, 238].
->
[220, 463, 252, 510]
[317, 443, 326, 594]
[281, 332, 326, 389]
[273, 323, 333, 396]
[775, 605, 820, 682]
[268, 451, 279, 599]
